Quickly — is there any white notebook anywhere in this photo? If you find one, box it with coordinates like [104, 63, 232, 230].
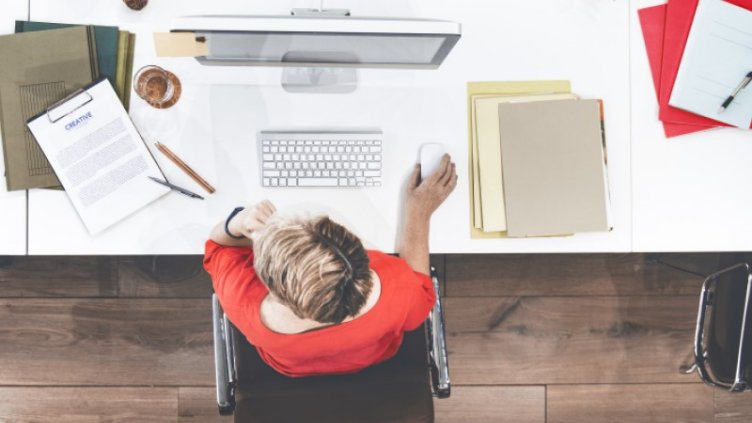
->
[669, 0, 752, 128]
[27, 79, 169, 235]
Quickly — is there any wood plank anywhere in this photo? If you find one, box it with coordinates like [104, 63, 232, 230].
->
[117, 256, 212, 298]
[0, 299, 213, 386]
[715, 390, 752, 423]
[444, 296, 698, 384]
[547, 384, 714, 423]
[178, 387, 233, 423]
[445, 254, 719, 297]
[0, 256, 116, 297]
[0, 387, 177, 422]
[434, 386, 544, 423]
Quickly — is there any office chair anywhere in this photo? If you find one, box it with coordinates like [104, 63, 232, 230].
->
[212, 266, 451, 423]
[681, 263, 752, 392]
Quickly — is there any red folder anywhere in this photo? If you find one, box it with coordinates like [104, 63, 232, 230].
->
[658, 0, 752, 128]
[638, 4, 712, 137]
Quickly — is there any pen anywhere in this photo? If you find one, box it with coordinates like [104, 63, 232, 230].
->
[154, 142, 216, 194]
[719, 71, 752, 114]
[148, 176, 204, 200]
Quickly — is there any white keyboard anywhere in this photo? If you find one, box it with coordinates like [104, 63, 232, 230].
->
[258, 130, 383, 188]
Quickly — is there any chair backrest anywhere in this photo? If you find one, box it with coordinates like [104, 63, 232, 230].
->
[232, 325, 434, 423]
[694, 263, 752, 392]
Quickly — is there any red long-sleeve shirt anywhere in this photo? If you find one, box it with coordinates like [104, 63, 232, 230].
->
[204, 240, 435, 377]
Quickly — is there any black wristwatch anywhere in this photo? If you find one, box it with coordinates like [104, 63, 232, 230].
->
[225, 207, 246, 239]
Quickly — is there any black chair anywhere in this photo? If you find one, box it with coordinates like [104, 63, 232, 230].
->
[682, 263, 752, 392]
[212, 266, 451, 423]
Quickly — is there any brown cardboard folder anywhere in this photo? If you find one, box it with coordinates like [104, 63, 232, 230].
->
[0, 26, 98, 190]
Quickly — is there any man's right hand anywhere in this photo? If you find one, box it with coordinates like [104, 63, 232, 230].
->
[405, 154, 458, 222]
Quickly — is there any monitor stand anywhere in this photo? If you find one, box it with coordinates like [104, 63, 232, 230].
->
[281, 67, 357, 94]
[280, 50, 358, 94]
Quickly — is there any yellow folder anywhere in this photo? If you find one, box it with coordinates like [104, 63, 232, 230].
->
[467, 81, 571, 239]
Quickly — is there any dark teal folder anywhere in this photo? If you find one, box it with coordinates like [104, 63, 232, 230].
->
[15, 21, 118, 86]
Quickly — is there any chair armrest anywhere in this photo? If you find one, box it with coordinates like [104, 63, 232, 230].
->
[426, 266, 451, 399]
[212, 294, 237, 415]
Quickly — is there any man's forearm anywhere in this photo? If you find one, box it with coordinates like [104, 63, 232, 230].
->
[209, 213, 252, 247]
[397, 212, 430, 275]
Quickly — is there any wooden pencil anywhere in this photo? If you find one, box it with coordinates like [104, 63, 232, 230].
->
[154, 142, 216, 194]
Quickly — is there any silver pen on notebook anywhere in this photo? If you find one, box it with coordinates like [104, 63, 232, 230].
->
[719, 71, 752, 114]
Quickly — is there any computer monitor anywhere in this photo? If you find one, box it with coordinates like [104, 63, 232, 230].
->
[171, 13, 461, 69]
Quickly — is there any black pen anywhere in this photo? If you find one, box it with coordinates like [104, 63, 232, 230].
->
[148, 176, 204, 200]
[719, 71, 752, 114]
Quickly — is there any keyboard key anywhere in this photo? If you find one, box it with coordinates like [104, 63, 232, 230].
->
[263, 170, 281, 177]
[262, 162, 276, 169]
[299, 178, 338, 187]
[367, 162, 380, 169]
[288, 178, 297, 186]
[364, 170, 381, 177]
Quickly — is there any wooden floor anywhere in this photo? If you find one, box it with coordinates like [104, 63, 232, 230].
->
[0, 253, 750, 422]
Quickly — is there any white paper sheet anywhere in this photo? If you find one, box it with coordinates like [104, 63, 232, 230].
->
[27, 79, 169, 234]
[669, 0, 752, 128]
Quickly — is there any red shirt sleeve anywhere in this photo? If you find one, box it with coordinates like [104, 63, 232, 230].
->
[403, 270, 436, 331]
[203, 240, 258, 319]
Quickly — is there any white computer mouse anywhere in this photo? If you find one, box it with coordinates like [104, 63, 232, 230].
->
[419, 143, 446, 180]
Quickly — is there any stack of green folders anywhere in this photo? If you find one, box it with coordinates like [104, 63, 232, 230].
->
[15, 21, 135, 108]
[467, 81, 612, 239]
[0, 23, 135, 191]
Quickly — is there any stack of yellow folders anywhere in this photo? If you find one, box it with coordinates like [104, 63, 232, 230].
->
[468, 81, 611, 238]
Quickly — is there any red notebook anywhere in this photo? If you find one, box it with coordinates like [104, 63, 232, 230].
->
[658, 0, 752, 128]
[638, 4, 712, 137]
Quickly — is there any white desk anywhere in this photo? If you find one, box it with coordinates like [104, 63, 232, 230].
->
[23, 0, 631, 255]
[0, 0, 28, 255]
[631, 0, 752, 252]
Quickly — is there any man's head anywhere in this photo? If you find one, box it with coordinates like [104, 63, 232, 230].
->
[253, 215, 372, 324]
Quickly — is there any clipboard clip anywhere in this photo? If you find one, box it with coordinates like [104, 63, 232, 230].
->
[46, 88, 94, 123]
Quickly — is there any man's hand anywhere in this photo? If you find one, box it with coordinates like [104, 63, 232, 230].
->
[229, 200, 277, 239]
[210, 200, 277, 247]
[405, 154, 458, 222]
[398, 154, 457, 274]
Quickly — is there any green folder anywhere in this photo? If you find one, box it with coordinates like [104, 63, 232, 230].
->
[15, 21, 118, 87]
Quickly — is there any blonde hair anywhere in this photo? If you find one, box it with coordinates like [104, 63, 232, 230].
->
[253, 215, 372, 324]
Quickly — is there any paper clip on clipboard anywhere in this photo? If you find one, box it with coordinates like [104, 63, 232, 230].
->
[45, 88, 94, 123]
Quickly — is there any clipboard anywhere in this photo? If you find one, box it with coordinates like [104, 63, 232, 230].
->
[27, 78, 170, 235]
[45, 88, 93, 123]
